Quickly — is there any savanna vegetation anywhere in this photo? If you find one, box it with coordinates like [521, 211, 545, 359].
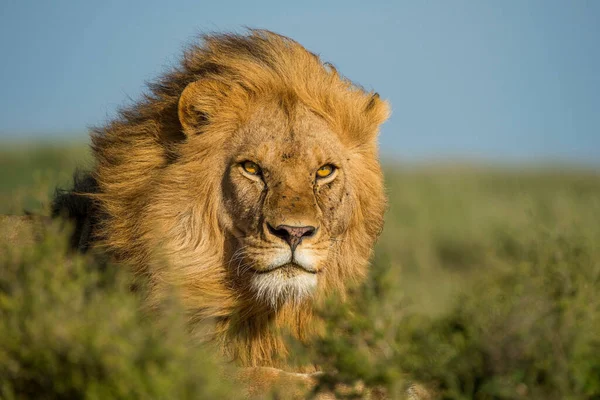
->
[1, 143, 598, 399]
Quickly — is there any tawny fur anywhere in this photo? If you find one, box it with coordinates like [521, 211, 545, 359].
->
[67, 30, 389, 368]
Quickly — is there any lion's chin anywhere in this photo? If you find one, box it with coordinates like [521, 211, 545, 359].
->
[250, 265, 317, 308]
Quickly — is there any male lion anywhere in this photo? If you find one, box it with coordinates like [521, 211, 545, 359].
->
[52, 30, 391, 395]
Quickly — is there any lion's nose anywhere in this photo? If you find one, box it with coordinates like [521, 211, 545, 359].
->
[267, 223, 316, 251]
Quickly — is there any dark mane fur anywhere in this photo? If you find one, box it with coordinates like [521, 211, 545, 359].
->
[51, 171, 101, 252]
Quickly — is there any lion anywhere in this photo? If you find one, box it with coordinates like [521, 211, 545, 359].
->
[51, 30, 392, 396]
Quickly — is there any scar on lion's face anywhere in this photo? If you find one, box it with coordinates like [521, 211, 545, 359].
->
[214, 102, 353, 306]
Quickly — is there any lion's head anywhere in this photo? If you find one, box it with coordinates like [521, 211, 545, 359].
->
[90, 30, 389, 365]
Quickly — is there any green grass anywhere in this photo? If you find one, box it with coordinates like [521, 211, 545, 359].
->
[1, 143, 599, 399]
[0, 142, 92, 214]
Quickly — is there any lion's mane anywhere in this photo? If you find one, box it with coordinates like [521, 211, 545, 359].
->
[66, 30, 389, 367]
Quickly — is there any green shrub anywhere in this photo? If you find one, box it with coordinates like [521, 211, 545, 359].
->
[0, 223, 237, 399]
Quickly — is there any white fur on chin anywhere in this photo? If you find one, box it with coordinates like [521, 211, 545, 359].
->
[251, 271, 317, 308]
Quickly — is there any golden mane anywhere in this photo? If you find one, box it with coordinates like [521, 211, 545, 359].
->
[88, 29, 389, 367]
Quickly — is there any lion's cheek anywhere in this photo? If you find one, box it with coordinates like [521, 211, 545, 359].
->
[222, 171, 265, 231]
[321, 205, 353, 239]
[293, 247, 327, 272]
[316, 185, 353, 237]
[250, 247, 290, 271]
[222, 195, 263, 234]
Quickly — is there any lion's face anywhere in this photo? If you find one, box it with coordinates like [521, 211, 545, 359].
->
[218, 103, 355, 306]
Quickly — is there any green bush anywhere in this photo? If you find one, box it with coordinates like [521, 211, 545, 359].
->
[0, 223, 237, 399]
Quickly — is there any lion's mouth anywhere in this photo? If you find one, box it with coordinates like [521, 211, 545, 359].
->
[254, 262, 317, 275]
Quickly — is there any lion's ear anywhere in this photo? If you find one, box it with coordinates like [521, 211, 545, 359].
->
[178, 79, 229, 136]
[364, 93, 391, 129]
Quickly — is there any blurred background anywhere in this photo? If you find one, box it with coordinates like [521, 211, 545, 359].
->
[1, 0, 599, 164]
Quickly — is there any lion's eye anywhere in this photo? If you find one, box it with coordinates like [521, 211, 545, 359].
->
[242, 161, 261, 175]
[316, 164, 336, 179]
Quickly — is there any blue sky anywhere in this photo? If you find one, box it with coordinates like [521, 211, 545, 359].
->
[1, 0, 598, 163]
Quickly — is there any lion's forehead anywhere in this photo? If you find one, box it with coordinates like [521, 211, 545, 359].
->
[259, 139, 333, 165]
[234, 104, 345, 171]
